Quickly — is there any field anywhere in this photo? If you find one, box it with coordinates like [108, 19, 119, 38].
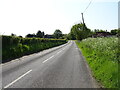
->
[2, 35, 67, 63]
[76, 37, 119, 88]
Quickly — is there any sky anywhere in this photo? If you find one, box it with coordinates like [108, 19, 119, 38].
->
[0, 0, 119, 37]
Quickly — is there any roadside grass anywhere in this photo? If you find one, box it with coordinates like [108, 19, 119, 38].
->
[76, 37, 119, 88]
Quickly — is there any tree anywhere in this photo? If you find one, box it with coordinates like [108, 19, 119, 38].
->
[58, 34, 68, 39]
[53, 29, 63, 39]
[11, 33, 16, 36]
[26, 30, 45, 38]
[111, 29, 118, 35]
[19, 36, 23, 38]
[67, 33, 76, 40]
[42, 31, 45, 38]
[36, 30, 43, 38]
[26, 34, 36, 38]
[69, 23, 91, 40]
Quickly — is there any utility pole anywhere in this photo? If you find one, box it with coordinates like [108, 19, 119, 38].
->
[81, 13, 85, 24]
[81, 13, 85, 31]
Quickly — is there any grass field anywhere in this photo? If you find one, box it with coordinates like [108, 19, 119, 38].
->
[76, 37, 119, 88]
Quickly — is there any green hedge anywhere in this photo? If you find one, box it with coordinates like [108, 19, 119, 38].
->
[76, 37, 118, 88]
[2, 36, 67, 63]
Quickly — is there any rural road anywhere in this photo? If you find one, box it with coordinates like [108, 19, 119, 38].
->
[1, 41, 99, 88]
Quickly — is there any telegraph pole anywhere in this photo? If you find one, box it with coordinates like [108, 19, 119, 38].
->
[81, 13, 85, 24]
[81, 13, 85, 31]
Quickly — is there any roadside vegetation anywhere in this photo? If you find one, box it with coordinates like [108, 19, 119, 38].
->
[2, 35, 67, 63]
[76, 37, 119, 88]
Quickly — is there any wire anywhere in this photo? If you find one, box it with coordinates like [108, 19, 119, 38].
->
[83, 0, 93, 13]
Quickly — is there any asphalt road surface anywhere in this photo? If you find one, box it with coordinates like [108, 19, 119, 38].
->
[1, 41, 99, 88]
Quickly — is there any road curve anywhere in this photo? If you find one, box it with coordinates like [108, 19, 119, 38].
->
[1, 41, 99, 88]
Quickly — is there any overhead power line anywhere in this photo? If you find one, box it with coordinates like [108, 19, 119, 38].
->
[83, 0, 93, 13]
[81, 0, 93, 24]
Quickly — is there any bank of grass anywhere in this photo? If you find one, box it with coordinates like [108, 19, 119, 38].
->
[76, 37, 119, 88]
[2, 35, 67, 63]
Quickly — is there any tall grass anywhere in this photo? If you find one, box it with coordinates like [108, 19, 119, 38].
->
[2, 35, 67, 63]
[76, 37, 118, 88]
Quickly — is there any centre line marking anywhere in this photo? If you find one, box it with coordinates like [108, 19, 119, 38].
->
[62, 48, 65, 50]
[42, 55, 54, 63]
[57, 50, 62, 54]
[4, 69, 32, 88]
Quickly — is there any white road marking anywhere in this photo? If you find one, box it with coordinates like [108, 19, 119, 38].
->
[42, 55, 54, 63]
[43, 47, 67, 63]
[57, 50, 62, 54]
[56, 47, 66, 55]
[4, 70, 32, 88]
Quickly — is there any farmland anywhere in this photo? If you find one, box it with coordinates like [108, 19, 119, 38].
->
[76, 37, 119, 88]
[2, 35, 67, 63]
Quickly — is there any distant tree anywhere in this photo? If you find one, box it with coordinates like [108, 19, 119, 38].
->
[26, 34, 36, 38]
[36, 30, 42, 38]
[94, 29, 106, 32]
[94, 29, 106, 33]
[19, 36, 23, 38]
[36, 30, 44, 38]
[53, 29, 63, 39]
[11, 33, 16, 36]
[42, 31, 45, 38]
[111, 29, 118, 35]
[67, 33, 76, 40]
[94, 29, 98, 32]
[99, 30, 106, 32]
[61, 34, 68, 39]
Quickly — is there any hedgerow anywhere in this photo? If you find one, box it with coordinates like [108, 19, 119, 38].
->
[76, 37, 118, 88]
[2, 35, 67, 63]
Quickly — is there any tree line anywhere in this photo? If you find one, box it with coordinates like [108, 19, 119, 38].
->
[11, 23, 120, 40]
[25, 29, 64, 39]
[11, 29, 67, 39]
[67, 23, 120, 40]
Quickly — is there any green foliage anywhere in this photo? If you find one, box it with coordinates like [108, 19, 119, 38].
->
[25, 30, 44, 38]
[53, 29, 63, 39]
[68, 23, 91, 40]
[67, 32, 76, 40]
[118, 28, 120, 36]
[111, 29, 118, 35]
[36, 30, 44, 38]
[94, 29, 107, 33]
[60, 34, 68, 39]
[76, 37, 118, 88]
[2, 35, 67, 62]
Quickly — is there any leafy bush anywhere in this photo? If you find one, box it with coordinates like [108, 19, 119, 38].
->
[76, 37, 118, 88]
[2, 36, 67, 62]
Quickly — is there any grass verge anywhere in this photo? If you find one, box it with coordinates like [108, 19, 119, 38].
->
[75, 37, 118, 88]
